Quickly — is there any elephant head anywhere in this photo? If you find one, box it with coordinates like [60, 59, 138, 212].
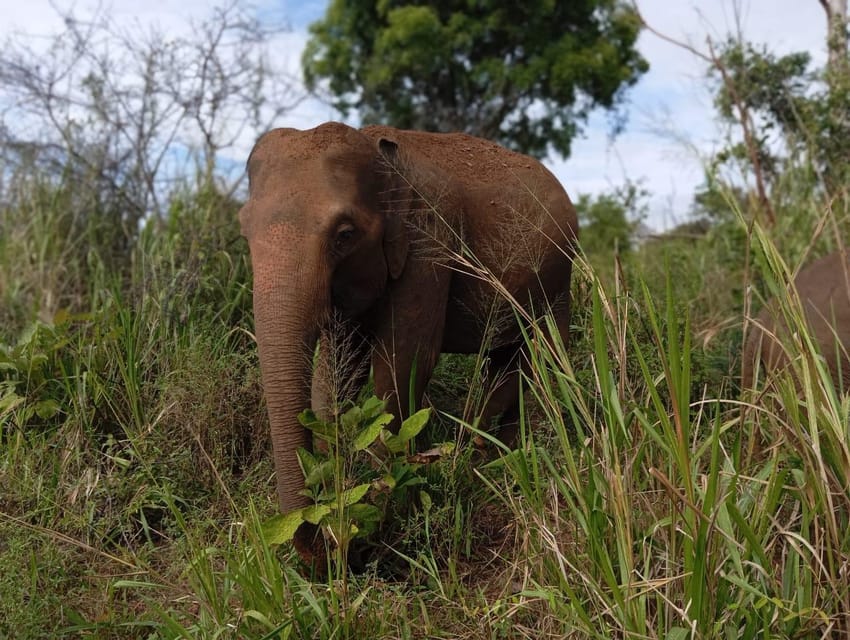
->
[239, 122, 408, 512]
[743, 250, 850, 390]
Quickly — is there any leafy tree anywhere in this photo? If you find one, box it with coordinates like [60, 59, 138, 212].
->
[707, 38, 850, 200]
[576, 181, 647, 258]
[709, 42, 812, 185]
[303, 0, 648, 158]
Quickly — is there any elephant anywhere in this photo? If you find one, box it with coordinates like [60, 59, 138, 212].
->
[742, 250, 850, 390]
[239, 121, 578, 516]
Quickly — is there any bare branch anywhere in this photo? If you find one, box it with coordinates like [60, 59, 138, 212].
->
[0, 0, 304, 229]
[631, 2, 711, 63]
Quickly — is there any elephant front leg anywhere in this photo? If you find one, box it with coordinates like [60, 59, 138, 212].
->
[370, 263, 451, 430]
[372, 337, 441, 429]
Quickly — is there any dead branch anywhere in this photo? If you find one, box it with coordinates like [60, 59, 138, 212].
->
[0, 1, 304, 227]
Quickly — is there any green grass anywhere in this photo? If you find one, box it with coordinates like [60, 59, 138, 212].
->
[2, 164, 850, 638]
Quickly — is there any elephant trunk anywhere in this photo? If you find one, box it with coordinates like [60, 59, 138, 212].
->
[252, 247, 325, 513]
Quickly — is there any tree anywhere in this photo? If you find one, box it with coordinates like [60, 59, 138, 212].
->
[0, 2, 301, 228]
[818, 0, 849, 84]
[302, 0, 648, 159]
[575, 181, 647, 258]
[708, 39, 850, 197]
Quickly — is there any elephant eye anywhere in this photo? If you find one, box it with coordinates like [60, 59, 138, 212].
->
[334, 223, 357, 250]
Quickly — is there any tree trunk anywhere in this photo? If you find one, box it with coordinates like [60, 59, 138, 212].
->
[819, 0, 849, 85]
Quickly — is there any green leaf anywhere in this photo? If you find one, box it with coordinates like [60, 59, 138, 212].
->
[395, 475, 427, 490]
[665, 628, 691, 640]
[347, 503, 382, 537]
[112, 579, 165, 590]
[35, 398, 59, 420]
[298, 408, 320, 428]
[348, 502, 382, 523]
[34, 398, 60, 420]
[326, 519, 358, 544]
[397, 408, 430, 442]
[304, 459, 335, 487]
[340, 405, 362, 429]
[353, 412, 393, 451]
[0, 390, 24, 415]
[261, 510, 305, 545]
[296, 448, 317, 476]
[339, 483, 370, 507]
[360, 395, 386, 420]
[298, 409, 336, 441]
[302, 504, 332, 525]
[482, 448, 524, 470]
[382, 433, 404, 454]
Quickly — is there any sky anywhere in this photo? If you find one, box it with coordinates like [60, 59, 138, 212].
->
[1, 0, 828, 229]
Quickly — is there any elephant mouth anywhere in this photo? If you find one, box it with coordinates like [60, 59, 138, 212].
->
[331, 283, 377, 319]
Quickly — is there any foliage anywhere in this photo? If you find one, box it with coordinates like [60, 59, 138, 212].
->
[4, 5, 850, 636]
[708, 38, 850, 198]
[575, 180, 648, 261]
[502, 247, 850, 636]
[5, 150, 850, 636]
[303, 0, 648, 158]
[712, 43, 813, 137]
[262, 398, 451, 572]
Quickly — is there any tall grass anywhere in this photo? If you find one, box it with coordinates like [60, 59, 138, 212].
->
[483, 214, 850, 636]
[3, 153, 850, 638]
[0, 172, 267, 636]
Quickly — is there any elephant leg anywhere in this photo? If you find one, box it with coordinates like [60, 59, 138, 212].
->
[480, 301, 572, 448]
[370, 263, 451, 429]
[476, 344, 523, 446]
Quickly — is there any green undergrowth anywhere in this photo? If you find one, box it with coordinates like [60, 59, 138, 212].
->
[3, 169, 850, 638]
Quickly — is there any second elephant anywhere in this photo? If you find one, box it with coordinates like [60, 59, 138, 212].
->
[743, 250, 850, 389]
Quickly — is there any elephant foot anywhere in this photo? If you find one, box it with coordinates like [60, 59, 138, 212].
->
[470, 418, 520, 453]
[292, 522, 328, 576]
[292, 521, 383, 578]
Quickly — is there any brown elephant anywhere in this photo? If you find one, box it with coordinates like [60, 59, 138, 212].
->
[743, 250, 850, 389]
[239, 122, 578, 514]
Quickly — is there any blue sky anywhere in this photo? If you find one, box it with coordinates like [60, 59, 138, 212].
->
[2, 0, 827, 229]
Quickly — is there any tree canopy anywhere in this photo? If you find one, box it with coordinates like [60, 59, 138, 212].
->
[302, 0, 648, 158]
[706, 38, 850, 203]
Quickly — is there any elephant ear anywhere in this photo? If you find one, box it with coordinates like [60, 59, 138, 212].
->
[378, 137, 409, 280]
